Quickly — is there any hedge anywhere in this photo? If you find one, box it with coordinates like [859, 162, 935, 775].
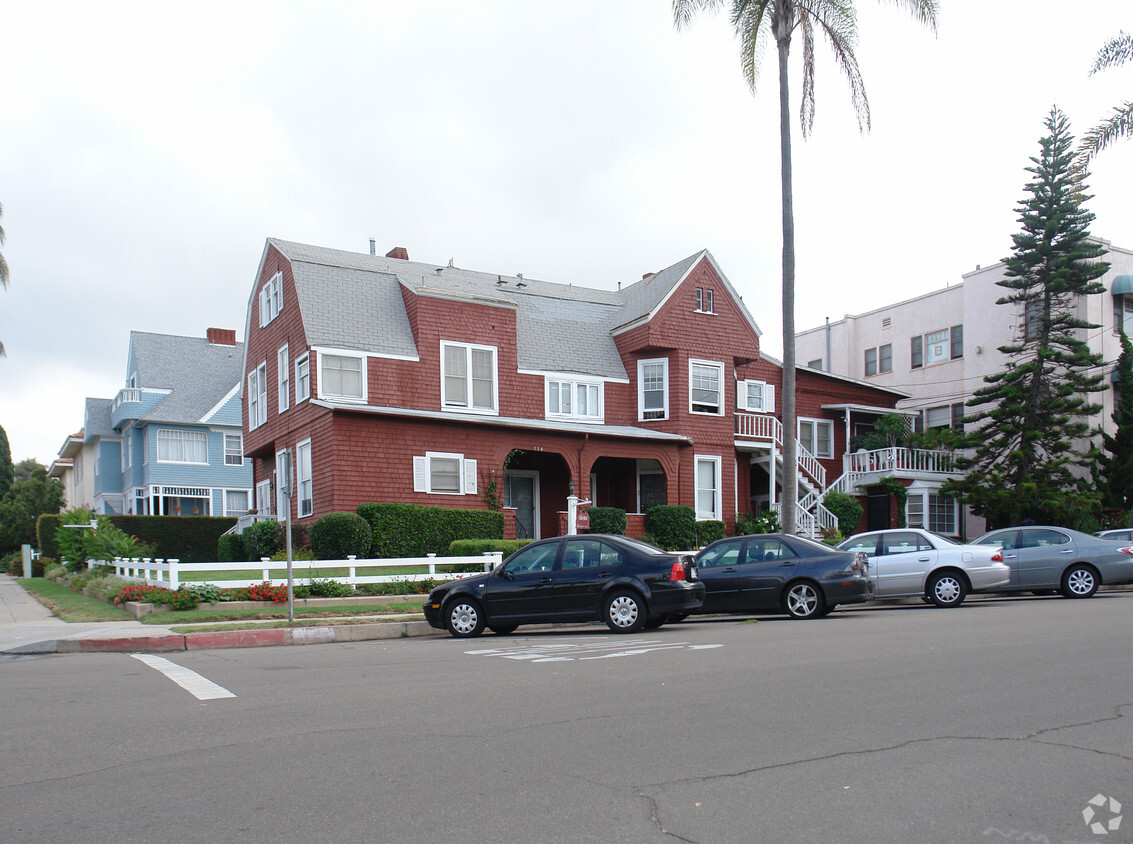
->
[644, 505, 697, 550]
[584, 507, 627, 535]
[694, 520, 726, 546]
[37, 514, 237, 562]
[357, 502, 504, 558]
[449, 539, 530, 558]
[217, 533, 246, 563]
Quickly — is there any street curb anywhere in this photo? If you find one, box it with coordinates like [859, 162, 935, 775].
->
[4, 619, 445, 655]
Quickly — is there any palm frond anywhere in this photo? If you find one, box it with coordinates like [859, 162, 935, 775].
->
[799, 16, 817, 134]
[1079, 101, 1133, 163]
[878, 0, 939, 34]
[672, 0, 728, 31]
[804, 0, 869, 132]
[1089, 31, 1133, 75]
[735, 0, 773, 96]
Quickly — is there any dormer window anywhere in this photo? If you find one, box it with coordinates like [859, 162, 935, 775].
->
[547, 378, 603, 422]
[441, 342, 497, 414]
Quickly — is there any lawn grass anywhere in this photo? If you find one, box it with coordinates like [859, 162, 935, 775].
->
[140, 601, 425, 626]
[17, 578, 134, 623]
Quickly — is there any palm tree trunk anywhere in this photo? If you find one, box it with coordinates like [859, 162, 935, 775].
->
[777, 24, 798, 536]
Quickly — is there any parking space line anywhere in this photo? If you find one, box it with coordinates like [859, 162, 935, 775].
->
[130, 654, 236, 700]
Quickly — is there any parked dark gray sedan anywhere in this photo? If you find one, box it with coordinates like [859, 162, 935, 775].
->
[972, 526, 1133, 597]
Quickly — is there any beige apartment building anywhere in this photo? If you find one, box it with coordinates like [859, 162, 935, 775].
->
[796, 238, 1133, 538]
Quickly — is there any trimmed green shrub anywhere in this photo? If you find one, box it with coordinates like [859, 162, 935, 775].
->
[449, 539, 530, 557]
[309, 512, 373, 560]
[645, 505, 697, 551]
[217, 532, 245, 563]
[694, 520, 726, 546]
[357, 503, 504, 558]
[585, 507, 627, 535]
[823, 491, 864, 537]
[243, 521, 281, 560]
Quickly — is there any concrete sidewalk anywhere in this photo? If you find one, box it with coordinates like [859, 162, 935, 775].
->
[0, 574, 442, 655]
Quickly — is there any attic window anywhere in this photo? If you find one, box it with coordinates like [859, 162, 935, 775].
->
[259, 272, 283, 327]
[696, 288, 715, 314]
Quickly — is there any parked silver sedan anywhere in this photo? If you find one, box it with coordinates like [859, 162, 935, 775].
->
[837, 529, 1011, 607]
[973, 526, 1133, 598]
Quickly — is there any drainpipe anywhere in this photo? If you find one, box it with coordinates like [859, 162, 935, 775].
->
[825, 317, 831, 372]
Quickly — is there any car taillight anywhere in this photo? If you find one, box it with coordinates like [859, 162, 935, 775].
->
[670, 560, 689, 582]
[1119, 546, 1133, 557]
[991, 550, 1003, 562]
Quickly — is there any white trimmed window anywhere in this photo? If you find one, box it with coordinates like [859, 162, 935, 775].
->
[157, 429, 208, 464]
[413, 452, 478, 495]
[907, 491, 957, 535]
[441, 342, 497, 413]
[256, 479, 273, 516]
[295, 353, 310, 403]
[738, 380, 775, 413]
[547, 378, 602, 421]
[319, 353, 364, 401]
[259, 272, 283, 327]
[248, 362, 267, 429]
[225, 490, 249, 516]
[224, 434, 243, 466]
[798, 418, 834, 459]
[696, 287, 715, 314]
[695, 455, 722, 520]
[277, 345, 290, 413]
[296, 439, 313, 518]
[638, 358, 668, 421]
[690, 360, 724, 415]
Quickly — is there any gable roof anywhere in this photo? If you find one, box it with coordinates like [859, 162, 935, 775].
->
[128, 331, 246, 425]
[263, 239, 762, 381]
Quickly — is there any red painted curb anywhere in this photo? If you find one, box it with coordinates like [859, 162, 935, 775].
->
[184, 629, 288, 650]
[76, 635, 186, 653]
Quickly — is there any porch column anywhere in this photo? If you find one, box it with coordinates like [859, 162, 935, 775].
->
[769, 441, 778, 507]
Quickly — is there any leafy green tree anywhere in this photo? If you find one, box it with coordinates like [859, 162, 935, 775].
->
[1080, 31, 1132, 163]
[0, 465, 65, 552]
[1097, 330, 1133, 520]
[948, 108, 1109, 529]
[0, 424, 13, 499]
[13, 458, 43, 483]
[672, 0, 938, 532]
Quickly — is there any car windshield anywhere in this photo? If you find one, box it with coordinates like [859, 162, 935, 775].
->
[928, 532, 959, 546]
[784, 535, 835, 554]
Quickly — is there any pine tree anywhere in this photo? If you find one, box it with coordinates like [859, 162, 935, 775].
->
[1098, 330, 1133, 519]
[949, 107, 1110, 529]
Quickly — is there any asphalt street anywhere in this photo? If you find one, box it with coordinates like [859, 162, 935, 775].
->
[2, 592, 1131, 843]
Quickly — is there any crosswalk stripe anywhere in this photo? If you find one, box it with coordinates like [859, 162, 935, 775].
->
[130, 654, 236, 700]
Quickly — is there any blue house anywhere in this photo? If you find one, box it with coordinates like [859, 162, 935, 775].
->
[80, 328, 253, 516]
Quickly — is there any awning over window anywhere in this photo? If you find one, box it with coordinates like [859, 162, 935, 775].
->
[1112, 275, 1133, 295]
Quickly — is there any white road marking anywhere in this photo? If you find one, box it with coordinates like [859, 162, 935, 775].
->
[466, 638, 722, 662]
[130, 654, 236, 700]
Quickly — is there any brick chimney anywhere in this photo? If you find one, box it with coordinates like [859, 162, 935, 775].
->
[207, 328, 237, 346]
[385, 247, 409, 260]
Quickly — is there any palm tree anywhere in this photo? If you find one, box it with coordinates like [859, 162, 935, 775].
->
[1080, 31, 1133, 163]
[672, 0, 937, 533]
[0, 201, 8, 357]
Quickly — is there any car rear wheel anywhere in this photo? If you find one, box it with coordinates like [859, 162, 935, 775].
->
[604, 591, 646, 633]
[927, 571, 967, 608]
[1061, 564, 1099, 598]
[488, 625, 518, 635]
[784, 582, 825, 619]
[445, 598, 486, 638]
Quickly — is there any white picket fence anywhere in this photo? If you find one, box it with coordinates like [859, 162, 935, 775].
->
[89, 553, 503, 591]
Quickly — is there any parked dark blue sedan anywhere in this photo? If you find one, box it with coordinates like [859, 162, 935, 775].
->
[423, 534, 705, 637]
[690, 533, 871, 619]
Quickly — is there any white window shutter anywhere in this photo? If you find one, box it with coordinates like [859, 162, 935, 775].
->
[259, 288, 268, 328]
[765, 385, 775, 414]
[413, 457, 428, 493]
[464, 459, 478, 494]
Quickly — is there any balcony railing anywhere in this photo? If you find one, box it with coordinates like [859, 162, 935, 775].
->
[114, 388, 142, 408]
[843, 447, 961, 477]
[735, 412, 825, 490]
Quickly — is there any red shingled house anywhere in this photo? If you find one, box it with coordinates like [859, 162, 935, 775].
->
[240, 239, 912, 539]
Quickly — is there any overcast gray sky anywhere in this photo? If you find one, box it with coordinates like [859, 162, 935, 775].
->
[1, 1, 1130, 466]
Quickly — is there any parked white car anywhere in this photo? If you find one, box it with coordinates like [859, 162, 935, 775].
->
[837, 529, 1011, 608]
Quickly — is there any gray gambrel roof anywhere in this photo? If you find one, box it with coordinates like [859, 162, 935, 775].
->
[265, 239, 762, 381]
[128, 331, 245, 424]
